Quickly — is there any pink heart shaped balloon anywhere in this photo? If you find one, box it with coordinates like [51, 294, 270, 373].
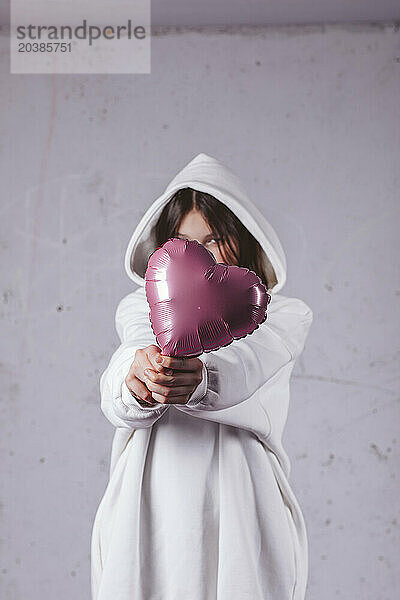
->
[144, 238, 271, 358]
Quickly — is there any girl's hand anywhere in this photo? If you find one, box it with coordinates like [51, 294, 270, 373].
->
[144, 354, 204, 405]
[125, 345, 174, 407]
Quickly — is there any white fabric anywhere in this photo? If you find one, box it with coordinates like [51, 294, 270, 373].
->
[91, 153, 313, 600]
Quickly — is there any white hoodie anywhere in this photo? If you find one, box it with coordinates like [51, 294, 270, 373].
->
[91, 153, 313, 600]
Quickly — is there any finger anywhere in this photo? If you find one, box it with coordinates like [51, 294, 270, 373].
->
[145, 345, 166, 373]
[148, 355, 173, 375]
[147, 362, 174, 376]
[150, 392, 169, 404]
[127, 376, 155, 405]
[135, 347, 172, 378]
[150, 392, 189, 405]
[143, 368, 191, 387]
[135, 364, 173, 386]
[156, 355, 202, 372]
[145, 378, 194, 398]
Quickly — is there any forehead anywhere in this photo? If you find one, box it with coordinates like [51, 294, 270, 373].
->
[177, 209, 213, 235]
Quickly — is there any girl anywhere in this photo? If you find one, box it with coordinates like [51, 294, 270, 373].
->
[91, 152, 313, 600]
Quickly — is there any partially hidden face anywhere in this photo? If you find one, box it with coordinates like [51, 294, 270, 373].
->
[174, 208, 238, 265]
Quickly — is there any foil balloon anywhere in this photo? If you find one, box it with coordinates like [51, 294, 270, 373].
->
[144, 238, 271, 358]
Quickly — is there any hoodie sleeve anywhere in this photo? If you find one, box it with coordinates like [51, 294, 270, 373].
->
[174, 295, 313, 414]
[100, 289, 170, 429]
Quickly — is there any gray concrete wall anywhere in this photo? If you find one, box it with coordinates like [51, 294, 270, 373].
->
[0, 23, 399, 600]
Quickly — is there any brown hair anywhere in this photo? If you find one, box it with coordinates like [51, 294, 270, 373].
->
[152, 187, 277, 291]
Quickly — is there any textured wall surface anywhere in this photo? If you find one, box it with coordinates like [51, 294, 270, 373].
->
[0, 23, 399, 600]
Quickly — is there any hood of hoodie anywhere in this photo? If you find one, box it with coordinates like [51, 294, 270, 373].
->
[124, 152, 287, 294]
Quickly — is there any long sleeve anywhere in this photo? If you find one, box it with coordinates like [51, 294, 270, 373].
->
[100, 288, 170, 429]
[174, 294, 313, 415]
